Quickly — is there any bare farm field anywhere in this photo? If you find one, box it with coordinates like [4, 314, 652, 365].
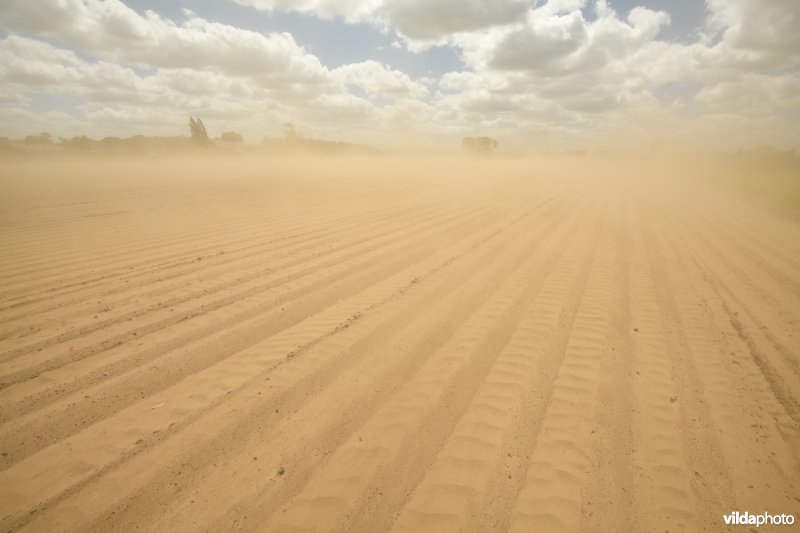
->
[0, 157, 798, 532]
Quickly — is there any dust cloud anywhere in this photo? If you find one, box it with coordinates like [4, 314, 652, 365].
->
[0, 148, 799, 532]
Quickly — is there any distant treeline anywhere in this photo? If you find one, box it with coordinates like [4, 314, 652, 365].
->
[1, 132, 209, 156]
[260, 123, 382, 155]
[0, 120, 384, 157]
[731, 145, 800, 162]
[0, 133, 383, 157]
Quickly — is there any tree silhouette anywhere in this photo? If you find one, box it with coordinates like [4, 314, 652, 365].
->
[24, 132, 54, 145]
[61, 135, 92, 151]
[462, 136, 498, 156]
[282, 122, 300, 141]
[220, 131, 243, 143]
[189, 117, 209, 146]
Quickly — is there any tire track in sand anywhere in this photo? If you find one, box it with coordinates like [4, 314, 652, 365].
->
[255, 197, 590, 533]
[504, 196, 616, 533]
[389, 194, 606, 533]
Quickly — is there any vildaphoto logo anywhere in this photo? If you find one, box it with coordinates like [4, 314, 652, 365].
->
[723, 511, 796, 527]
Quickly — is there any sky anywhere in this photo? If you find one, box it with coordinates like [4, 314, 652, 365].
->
[0, 0, 798, 150]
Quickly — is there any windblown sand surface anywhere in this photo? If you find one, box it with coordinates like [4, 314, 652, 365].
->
[0, 157, 798, 532]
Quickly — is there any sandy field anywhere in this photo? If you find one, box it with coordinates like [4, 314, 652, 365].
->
[0, 156, 798, 532]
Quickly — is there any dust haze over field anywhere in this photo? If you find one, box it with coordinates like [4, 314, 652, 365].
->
[1, 153, 799, 533]
[2, 0, 800, 531]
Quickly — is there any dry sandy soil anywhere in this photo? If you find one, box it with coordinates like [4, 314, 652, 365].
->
[0, 156, 798, 532]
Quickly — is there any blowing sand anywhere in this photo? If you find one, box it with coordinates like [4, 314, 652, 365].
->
[0, 156, 798, 532]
